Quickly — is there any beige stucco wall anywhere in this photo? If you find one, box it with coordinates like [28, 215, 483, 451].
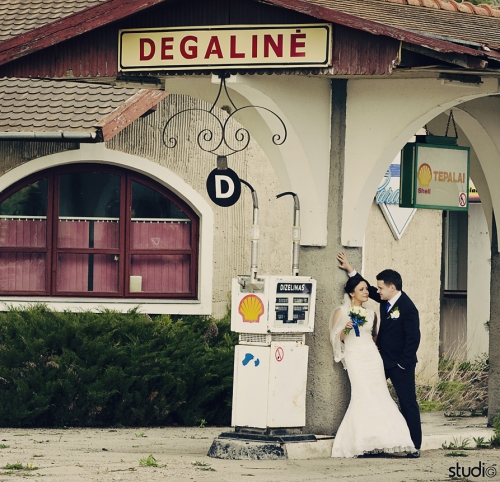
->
[0, 96, 292, 318]
[107, 94, 292, 318]
[0, 142, 77, 176]
[363, 202, 442, 383]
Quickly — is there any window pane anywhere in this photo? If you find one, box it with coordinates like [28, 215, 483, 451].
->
[0, 180, 47, 248]
[130, 255, 190, 293]
[131, 221, 191, 250]
[57, 253, 119, 293]
[0, 179, 47, 217]
[0, 253, 45, 291]
[131, 181, 191, 250]
[0, 220, 46, 248]
[59, 173, 120, 218]
[58, 220, 119, 249]
[131, 181, 188, 219]
[445, 211, 468, 291]
[58, 173, 120, 249]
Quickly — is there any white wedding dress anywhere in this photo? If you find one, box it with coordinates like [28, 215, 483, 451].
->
[330, 307, 415, 458]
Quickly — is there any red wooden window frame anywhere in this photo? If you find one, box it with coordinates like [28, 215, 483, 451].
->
[0, 164, 199, 299]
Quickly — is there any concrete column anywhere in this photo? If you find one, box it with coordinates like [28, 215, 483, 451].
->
[302, 79, 362, 434]
[488, 219, 500, 425]
[467, 203, 490, 360]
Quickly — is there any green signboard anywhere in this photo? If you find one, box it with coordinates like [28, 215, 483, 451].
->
[400, 136, 470, 211]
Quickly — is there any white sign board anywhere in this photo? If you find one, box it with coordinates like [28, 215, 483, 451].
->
[415, 145, 469, 209]
[118, 24, 332, 71]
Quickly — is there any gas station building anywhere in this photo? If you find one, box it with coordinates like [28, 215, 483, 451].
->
[0, 0, 500, 433]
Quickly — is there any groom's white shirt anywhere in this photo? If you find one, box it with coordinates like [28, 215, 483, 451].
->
[387, 291, 402, 311]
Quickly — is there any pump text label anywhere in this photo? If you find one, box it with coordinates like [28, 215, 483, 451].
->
[277, 283, 312, 294]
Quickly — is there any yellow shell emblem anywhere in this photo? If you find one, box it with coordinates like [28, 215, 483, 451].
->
[418, 163, 432, 187]
[238, 294, 264, 323]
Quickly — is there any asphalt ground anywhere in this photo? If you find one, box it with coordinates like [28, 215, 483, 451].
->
[0, 413, 497, 482]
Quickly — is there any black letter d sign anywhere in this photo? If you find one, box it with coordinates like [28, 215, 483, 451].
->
[206, 168, 241, 207]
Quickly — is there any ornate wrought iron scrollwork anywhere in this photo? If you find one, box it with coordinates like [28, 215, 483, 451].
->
[162, 74, 287, 157]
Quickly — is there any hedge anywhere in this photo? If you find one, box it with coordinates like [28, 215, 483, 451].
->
[0, 305, 237, 427]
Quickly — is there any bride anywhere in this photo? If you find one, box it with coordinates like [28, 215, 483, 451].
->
[330, 276, 415, 458]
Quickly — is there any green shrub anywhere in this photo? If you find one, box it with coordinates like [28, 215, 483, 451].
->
[416, 351, 488, 415]
[418, 400, 445, 413]
[0, 305, 237, 427]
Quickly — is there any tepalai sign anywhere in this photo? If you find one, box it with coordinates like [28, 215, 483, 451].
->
[118, 24, 332, 71]
[400, 136, 470, 211]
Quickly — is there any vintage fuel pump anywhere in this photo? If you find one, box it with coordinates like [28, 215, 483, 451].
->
[230, 189, 316, 433]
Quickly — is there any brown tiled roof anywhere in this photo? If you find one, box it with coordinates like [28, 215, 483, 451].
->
[0, 0, 106, 42]
[0, 78, 138, 133]
[285, 0, 500, 50]
[382, 0, 500, 17]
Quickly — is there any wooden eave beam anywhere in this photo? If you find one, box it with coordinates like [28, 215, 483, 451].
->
[0, 0, 166, 66]
[403, 43, 488, 70]
[260, 0, 500, 61]
[94, 89, 169, 141]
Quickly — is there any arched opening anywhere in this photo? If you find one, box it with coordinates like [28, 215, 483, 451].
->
[357, 92, 500, 385]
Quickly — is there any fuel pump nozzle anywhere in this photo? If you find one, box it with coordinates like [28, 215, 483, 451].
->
[273, 192, 300, 276]
[240, 179, 260, 287]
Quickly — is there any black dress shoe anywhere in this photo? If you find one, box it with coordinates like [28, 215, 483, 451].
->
[406, 450, 420, 458]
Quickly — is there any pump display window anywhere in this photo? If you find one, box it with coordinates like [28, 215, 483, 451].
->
[0, 164, 199, 298]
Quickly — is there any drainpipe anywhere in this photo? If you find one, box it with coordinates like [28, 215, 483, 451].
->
[240, 179, 259, 284]
[0, 131, 98, 142]
[274, 192, 301, 276]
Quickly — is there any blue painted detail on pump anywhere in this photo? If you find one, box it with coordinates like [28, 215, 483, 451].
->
[242, 353, 260, 367]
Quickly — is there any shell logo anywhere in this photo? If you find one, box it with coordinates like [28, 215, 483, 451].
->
[418, 163, 432, 187]
[238, 294, 264, 323]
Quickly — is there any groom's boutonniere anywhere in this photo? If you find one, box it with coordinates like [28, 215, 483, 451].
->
[389, 306, 400, 320]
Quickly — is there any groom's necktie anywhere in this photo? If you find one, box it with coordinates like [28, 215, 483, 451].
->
[386, 303, 391, 314]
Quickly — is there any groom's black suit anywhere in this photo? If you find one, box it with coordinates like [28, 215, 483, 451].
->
[352, 273, 422, 450]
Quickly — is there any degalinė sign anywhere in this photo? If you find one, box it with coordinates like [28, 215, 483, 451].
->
[118, 24, 332, 71]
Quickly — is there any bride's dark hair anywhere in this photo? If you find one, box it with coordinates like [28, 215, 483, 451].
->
[344, 277, 365, 296]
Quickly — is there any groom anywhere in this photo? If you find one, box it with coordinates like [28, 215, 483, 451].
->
[337, 253, 422, 458]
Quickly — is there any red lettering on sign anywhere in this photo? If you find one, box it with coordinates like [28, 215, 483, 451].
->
[290, 32, 306, 57]
[161, 37, 174, 60]
[180, 35, 198, 59]
[230, 35, 245, 58]
[263, 34, 283, 58]
[139, 38, 155, 61]
[205, 36, 223, 59]
[434, 171, 466, 183]
[252, 34, 258, 58]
